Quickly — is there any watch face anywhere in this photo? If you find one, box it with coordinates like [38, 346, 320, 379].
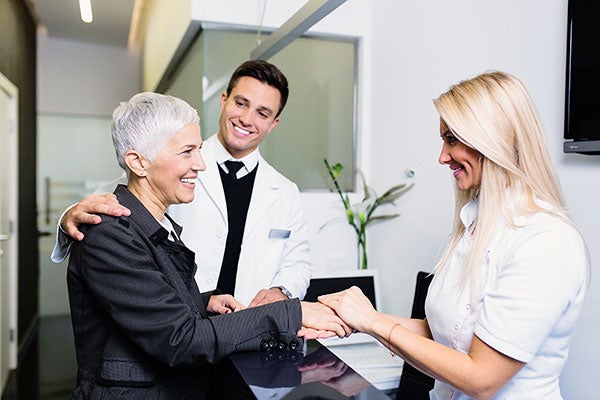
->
[280, 287, 292, 299]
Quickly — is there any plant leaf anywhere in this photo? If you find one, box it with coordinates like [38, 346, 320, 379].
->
[379, 182, 414, 204]
[357, 170, 372, 200]
[318, 216, 349, 231]
[366, 213, 400, 226]
[331, 163, 344, 179]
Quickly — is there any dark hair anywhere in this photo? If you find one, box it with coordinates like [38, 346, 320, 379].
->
[226, 60, 289, 118]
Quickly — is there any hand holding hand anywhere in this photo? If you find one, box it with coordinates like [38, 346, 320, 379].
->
[62, 193, 130, 241]
[317, 286, 377, 333]
[247, 288, 288, 308]
[300, 301, 353, 338]
[297, 327, 338, 340]
[207, 294, 245, 314]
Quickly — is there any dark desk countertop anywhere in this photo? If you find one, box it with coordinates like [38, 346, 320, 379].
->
[224, 340, 432, 400]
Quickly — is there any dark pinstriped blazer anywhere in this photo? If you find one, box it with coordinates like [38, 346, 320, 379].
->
[67, 185, 302, 400]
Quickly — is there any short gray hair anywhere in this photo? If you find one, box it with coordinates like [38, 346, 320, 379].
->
[111, 92, 200, 172]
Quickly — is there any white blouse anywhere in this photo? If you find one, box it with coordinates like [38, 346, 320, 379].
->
[425, 199, 588, 400]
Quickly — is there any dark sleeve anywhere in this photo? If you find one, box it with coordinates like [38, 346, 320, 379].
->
[201, 289, 218, 313]
[71, 219, 302, 367]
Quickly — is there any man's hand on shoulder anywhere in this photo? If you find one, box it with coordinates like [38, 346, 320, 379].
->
[62, 193, 130, 241]
[247, 287, 289, 308]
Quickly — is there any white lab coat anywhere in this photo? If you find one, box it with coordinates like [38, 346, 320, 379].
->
[52, 134, 313, 306]
[169, 134, 312, 304]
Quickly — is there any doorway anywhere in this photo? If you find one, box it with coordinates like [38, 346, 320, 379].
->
[0, 72, 19, 390]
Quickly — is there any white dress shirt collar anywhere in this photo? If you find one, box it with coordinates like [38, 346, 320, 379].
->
[213, 134, 259, 178]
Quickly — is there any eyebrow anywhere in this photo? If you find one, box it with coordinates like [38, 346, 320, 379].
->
[233, 94, 274, 116]
[179, 143, 201, 151]
[257, 105, 274, 116]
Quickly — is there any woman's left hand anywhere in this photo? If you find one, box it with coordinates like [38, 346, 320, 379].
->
[207, 294, 245, 314]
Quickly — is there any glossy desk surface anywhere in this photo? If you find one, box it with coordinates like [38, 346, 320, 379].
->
[142, 339, 431, 399]
[223, 339, 431, 400]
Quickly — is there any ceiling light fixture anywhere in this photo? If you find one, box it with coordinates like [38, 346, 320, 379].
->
[128, 0, 148, 49]
[250, 0, 347, 60]
[79, 0, 93, 23]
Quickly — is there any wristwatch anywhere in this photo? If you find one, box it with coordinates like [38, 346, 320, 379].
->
[276, 286, 293, 299]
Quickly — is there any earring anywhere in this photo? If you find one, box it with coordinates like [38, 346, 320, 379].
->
[139, 170, 147, 176]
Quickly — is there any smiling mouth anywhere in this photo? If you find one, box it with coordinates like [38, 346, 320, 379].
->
[451, 166, 463, 178]
[233, 125, 250, 136]
[180, 178, 196, 184]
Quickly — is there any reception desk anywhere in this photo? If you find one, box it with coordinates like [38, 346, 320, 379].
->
[219, 340, 431, 399]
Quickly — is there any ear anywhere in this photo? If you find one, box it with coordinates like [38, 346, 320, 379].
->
[124, 150, 149, 177]
[266, 116, 281, 134]
[219, 91, 227, 109]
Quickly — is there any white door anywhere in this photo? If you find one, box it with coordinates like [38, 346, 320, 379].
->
[0, 72, 18, 390]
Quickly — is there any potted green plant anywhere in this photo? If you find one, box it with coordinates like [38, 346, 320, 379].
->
[322, 159, 413, 269]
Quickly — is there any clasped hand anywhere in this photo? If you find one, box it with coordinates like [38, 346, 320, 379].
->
[298, 286, 377, 340]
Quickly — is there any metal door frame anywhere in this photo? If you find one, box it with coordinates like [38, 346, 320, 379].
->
[0, 72, 19, 383]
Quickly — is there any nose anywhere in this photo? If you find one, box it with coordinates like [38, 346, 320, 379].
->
[438, 143, 451, 165]
[238, 108, 254, 127]
[192, 150, 206, 172]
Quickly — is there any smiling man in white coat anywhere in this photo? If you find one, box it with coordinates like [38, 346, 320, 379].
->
[52, 60, 312, 307]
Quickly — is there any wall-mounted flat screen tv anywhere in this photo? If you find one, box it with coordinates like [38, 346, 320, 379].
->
[564, 0, 600, 154]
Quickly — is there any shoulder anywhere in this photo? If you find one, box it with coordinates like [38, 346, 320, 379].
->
[521, 211, 584, 247]
[79, 214, 141, 245]
[499, 211, 589, 283]
[258, 155, 300, 193]
[71, 214, 153, 270]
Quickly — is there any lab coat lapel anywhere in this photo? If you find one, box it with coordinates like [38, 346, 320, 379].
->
[244, 155, 277, 237]
[197, 137, 227, 222]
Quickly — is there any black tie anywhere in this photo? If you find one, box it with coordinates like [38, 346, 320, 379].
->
[224, 160, 244, 180]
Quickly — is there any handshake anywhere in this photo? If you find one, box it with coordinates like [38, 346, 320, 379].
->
[297, 286, 377, 340]
[208, 285, 378, 341]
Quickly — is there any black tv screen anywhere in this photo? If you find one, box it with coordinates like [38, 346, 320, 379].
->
[564, 0, 600, 154]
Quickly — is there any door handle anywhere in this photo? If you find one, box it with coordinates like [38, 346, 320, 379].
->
[0, 234, 9, 241]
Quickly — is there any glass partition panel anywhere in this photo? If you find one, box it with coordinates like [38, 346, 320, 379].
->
[166, 28, 357, 191]
[37, 113, 123, 316]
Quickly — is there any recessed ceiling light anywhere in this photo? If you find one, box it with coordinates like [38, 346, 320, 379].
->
[79, 0, 93, 23]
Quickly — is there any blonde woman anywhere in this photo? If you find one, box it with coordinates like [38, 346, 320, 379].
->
[319, 72, 589, 399]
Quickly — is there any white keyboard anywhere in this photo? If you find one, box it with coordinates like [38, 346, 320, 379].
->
[318, 335, 404, 391]
[318, 332, 379, 347]
[330, 342, 404, 369]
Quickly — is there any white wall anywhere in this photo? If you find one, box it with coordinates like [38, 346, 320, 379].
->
[38, 35, 141, 115]
[367, 1, 600, 398]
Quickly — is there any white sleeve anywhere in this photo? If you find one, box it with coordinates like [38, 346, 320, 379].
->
[50, 174, 128, 263]
[474, 221, 588, 362]
[50, 203, 77, 263]
[268, 186, 313, 300]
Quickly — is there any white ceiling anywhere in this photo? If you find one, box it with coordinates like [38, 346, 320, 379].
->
[31, 0, 136, 47]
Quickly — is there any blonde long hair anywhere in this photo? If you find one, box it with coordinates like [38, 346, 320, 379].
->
[433, 71, 567, 286]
